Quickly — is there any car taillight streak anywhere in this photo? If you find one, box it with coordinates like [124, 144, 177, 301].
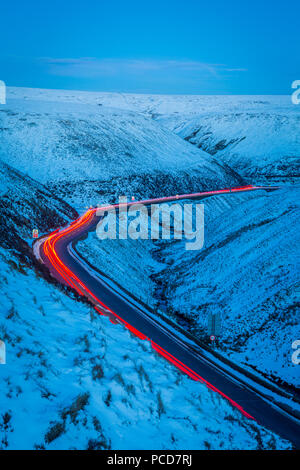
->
[41, 188, 265, 422]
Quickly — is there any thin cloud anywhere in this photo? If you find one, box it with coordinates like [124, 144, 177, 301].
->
[225, 68, 248, 72]
[40, 57, 247, 78]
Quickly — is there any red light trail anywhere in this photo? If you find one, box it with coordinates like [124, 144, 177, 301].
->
[41, 186, 279, 421]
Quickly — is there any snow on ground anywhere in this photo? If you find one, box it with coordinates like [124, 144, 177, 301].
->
[0, 156, 288, 450]
[0, 247, 289, 450]
[6, 87, 292, 117]
[76, 231, 162, 311]
[1, 89, 243, 209]
[150, 96, 300, 182]
[0, 87, 298, 449]
[7, 88, 299, 181]
[77, 185, 299, 389]
[76, 190, 260, 316]
[160, 106, 300, 181]
[152, 185, 300, 389]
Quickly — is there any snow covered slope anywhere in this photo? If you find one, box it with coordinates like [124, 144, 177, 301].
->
[1, 89, 243, 208]
[0, 245, 289, 449]
[146, 95, 300, 181]
[164, 107, 300, 181]
[0, 160, 77, 258]
[0, 87, 298, 449]
[0, 160, 287, 449]
[152, 185, 300, 389]
[7, 88, 299, 182]
[76, 183, 300, 390]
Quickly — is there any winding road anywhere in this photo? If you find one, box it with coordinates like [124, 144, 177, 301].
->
[34, 185, 300, 448]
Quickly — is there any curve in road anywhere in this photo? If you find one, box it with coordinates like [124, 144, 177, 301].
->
[35, 185, 300, 448]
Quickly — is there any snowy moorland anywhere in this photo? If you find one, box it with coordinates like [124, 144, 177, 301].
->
[0, 245, 289, 450]
[0, 166, 287, 449]
[159, 104, 300, 181]
[0, 87, 298, 449]
[8, 88, 300, 181]
[77, 185, 300, 390]
[1, 88, 243, 209]
[153, 186, 300, 388]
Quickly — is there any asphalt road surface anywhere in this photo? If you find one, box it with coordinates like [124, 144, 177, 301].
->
[36, 185, 300, 448]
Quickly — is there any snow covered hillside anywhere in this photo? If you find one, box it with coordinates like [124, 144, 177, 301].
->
[1, 89, 243, 208]
[0, 160, 77, 256]
[0, 87, 298, 449]
[8, 88, 299, 182]
[0, 143, 289, 449]
[153, 186, 300, 389]
[0, 245, 290, 450]
[161, 104, 300, 181]
[77, 185, 300, 390]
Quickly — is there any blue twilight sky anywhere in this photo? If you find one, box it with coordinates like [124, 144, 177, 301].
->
[0, 0, 299, 94]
